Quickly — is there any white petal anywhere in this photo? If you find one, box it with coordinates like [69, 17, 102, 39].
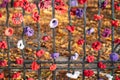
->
[49, 18, 58, 28]
[17, 40, 25, 49]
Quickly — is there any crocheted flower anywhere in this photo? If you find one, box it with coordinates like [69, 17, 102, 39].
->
[19, 0, 29, 9]
[12, 13, 23, 24]
[0, 41, 7, 49]
[32, 12, 40, 22]
[28, 78, 34, 80]
[111, 20, 119, 27]
[12, 72, 20, 79]
[71, 0, 78, 7]
[38, 0, 51, 9]
[77, 0, 87, 4]
[86, 55, 95, 63]
[0, 13, 2, 18]
[92, 41, 101, 51]
[24, 26, 34, 37]
[70, 8, 77, 15]
[114, 2, 120, 11]
[114, 38, 120, 44]
[110, 52, 119, 62]
[36, 50, 45, 57]
[50, 64, 57, 71]
[66, 26, 75, 33]
[42, 35, 51, 41]
[84, 70, 94, 77]
[16, 58, 23, 65]
[24, 3, 36, 12]
[71, 53, 79, 60]
[76, 8, 83, 18]
[101, 0, 108, 9]
[31, 61, 40, 71]
[0, 0, 9, 8]
[86, 28, 94, 35]
[77, 39, 84, 45]
[94, 14, 103, 21]
[17, 40, 25, 49]
[102, 28, 111, 37]
[5, 27, 14, 36]
[0, 60, 7, 67]
[0, 72, 4, 79]
[51, 53, 60, 59]
[115, 76, 120, 80]
[98, 62, 106, 69]
[49, 18, 58, 28]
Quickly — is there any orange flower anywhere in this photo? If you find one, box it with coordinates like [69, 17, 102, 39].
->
[50, 64, 57, 71]
[5, 27, 14, 36]
[31, 61, 40, 71]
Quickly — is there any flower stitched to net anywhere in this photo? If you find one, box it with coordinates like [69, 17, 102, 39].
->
[27, 78, 34, 80]
[101, 0, 108, 9]
[86, 55, 95, 63]
[12, 13, 23, 24]
[94, 14, 104, 21]
[0, 60, 7, 67]
[0, 0, 9, 8]
[83, 70, 94, 77]
[115, 76, 120, 80]
[12, 72, 21, 79]
[51, 53, 60, 59]
[0, 41, 7, 49]
[70, 0, 78, 7]
[98, 62, 106, 69]
[76, 8, 84, 18]
[36, 50, 45, 57]
[32, 12, 40, 22]
[0, 72, 4, 79]
[111, 19, 119, 27]
[66, 26, 75, 33]
[24, 3, 36, 12]
[114, 1, 120, 11]
[77, 39, 84, 45]
[16, 58, 23, 65]
[38, 0, 51, 9]
[109, 52, 119, 62]
[24, 26, 34, 37]
[31, 61, 40, 70]
[0, 13, 2, 18]
[5, 27, 14, 36]
[77, 0, 87, 4]
[102, 28, 111, 37]
[114, 38, 120, 44]
[50, 64, 57, 71]
[92, 41, 102, 51]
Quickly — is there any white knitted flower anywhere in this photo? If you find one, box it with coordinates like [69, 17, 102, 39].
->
[17, 40, 25, 49]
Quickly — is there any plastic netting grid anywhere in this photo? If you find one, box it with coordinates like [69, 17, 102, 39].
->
[0, 0, 120, 80]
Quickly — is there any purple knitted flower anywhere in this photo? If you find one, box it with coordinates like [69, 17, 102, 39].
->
[110, 52, 119, 61]
[70, 0, 78, 7]
[24, 26, 34, 37]
[102, 28, 111, 37]
[51, 53, 59, 59]
[86, 28, 94, 35]
[76, 8, 83, 18]
[0, 0, 9, 8]
[101, 0, 108, 9]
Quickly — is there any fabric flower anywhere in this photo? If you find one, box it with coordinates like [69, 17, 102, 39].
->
[110, 52, 119, 62]
[42, 35, 51, 41]
[0, 41, 7, 49]
[35, 50, 45, 57]
[38, 0, 51, 9]
[84, 70, 94, 77]
[94, 14, 103, 21]
[12, 72, 20, 79]
[66, 26, 75, 33]
[114, 2, 120, 11]
[50, 64, 57, 71]
[5, 27, 14, 36]
[70, 0, 78, 7]
[115, 76, 120, 80]
[12, 13, 23, 24]
[111, 20, 119, 27]
[86, 28, 94, 35]
[101, 0, 108, 9]
[86, 55, 95, 63]
[71, 53, 79, 60]
[114, 38, 120, 44]
[32, 12, 40, 22]
[16, 58, 23, 65]
[98, 62, 106, 69]
[28, 78, 34, 80]
[24, 26, 34, 37]
[92, 41, 101, 51]
[51, 53, 59, 59]
[77, 39, 84, 45]
[102, 28, 111, 37]
[49, 18, 58, 28]
[76, 8, 83, 18]
[77, 0, 87, 4]
[0, 60, 7, 67]
[0, 72, 4, 79]
[31, 61, 40, 70]
[17, 40, 25, 49]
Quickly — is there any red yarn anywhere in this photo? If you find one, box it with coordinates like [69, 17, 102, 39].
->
[77, 39, 84, 45]
[92, 41, 101, 51]
[86, 55, 95, 63]
[77, 0, 87, 4]
[31, 61, 40, 71]
[98, 62, 106, 69]
[84, 70, 94, 77]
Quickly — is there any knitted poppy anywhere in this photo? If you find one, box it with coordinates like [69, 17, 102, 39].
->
[28, 78, 34, 80]
[114, 38, 120, 44]
[84, 70, 94, 77]
[5, 27, 14, 36]
[77, 39, 84, 45]
[17, 40, 25, 50]
[70, 7, 77, 15]
[114, 2, 120, 11]
[35, 50, 45, 57]
[76, 8, 84, 18]
[51, 53, 60, 59]
[42, 35, 51, 41]
[32, 12, 40, 22]
[94, 14, 103, 21]
[102, 28, 111, 37]
[110, 52, 119, 62]
[77, 0, 87, 4]
[115, 76, 120, 80]
[66, 26, 75, 33]
[101, 0, 108, 9]
[49, 18, 58, 28]
[98, 62, 106, 69]
[19, 0, 29, 9]
[12, 72, 20, 79]
[0, 41, 7, 49]
[111, 20, 119, 27]
[50, 64, 57, 71]
[12, 13, 23, 24]
[31, 61, 40, 70]
[0, 13, 2, 18]
[0, 0, 9, 8]
[70, 0, 78, 7]
[92, 41, 101, 51]
[14, 1, 20, 7]
[24, 3, 36, 12]
[38, 0, 51, 9]
[86, 55, 95, 63]
[118, 65, 120, 69]
[71, 53, 79, 60]
[0, 72, 4, 79]
[16, 58, 23, 65]
[86, 28, 94, 35]
[0, 60, 7, 67]
[24, 26, 34, 37]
